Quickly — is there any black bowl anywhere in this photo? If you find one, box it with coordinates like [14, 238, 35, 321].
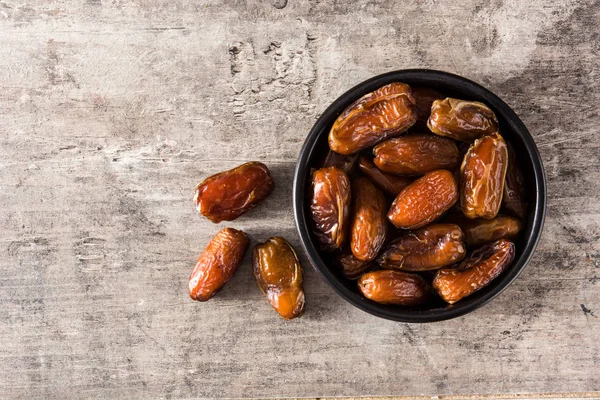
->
[293, 69, 547, 322]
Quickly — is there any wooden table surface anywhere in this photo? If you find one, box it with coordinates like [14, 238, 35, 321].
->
[1, 1, 599, 399]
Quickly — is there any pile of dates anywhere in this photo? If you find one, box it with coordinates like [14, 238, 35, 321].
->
[313, 82, 527, 306]
[189, 162, 305, 320]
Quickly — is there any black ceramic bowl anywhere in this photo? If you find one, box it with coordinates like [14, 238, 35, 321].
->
[293, 69, 546, 322]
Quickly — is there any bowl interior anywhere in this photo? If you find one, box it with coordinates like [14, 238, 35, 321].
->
[293, 69, 546, 322]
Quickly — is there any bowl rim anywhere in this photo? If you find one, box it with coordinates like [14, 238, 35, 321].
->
[292, 68, 547, 322]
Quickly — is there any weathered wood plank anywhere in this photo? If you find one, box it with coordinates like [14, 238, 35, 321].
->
[0, 0, 598, 398]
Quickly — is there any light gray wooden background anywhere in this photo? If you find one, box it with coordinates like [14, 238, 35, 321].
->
[1, 0, 599, 399]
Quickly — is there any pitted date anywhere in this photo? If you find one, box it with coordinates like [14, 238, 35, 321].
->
[358, 156, 412, 196]
[503, 144, 527, 219]
[388, 169, 458, 229]
[433, 238, 515, 304]
[377, 224, 466, 271]
[428, 98, 499, 142]
[336, 249, 374, 280]
[373, 134, 460, 176]
[188, 228, 250, 301]
[460, 132, 508, 219]
[358, 270, 431, 306]
[253, 237, 305, 320]
[310, 166, 351, 251]
[350, 177, 388, 261]
[328, 83, 417, 155]
[194, 162, 274, 223]
[453, 215, 522, 247]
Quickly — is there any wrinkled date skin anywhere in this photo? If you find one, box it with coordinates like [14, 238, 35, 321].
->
[503, 144, 527, 219]
[454, 215, 522, 247]
[194, 162, 274, 223]
[460, 133, 508, 219]
[358, 270, 431, 306]
[322, 150, 359, 174]
[358, 156, 412, 196]
[188, 228, 250, 301]
[388, 169, 458, 229]
[412, 87, 445, 131]
[378, 224, 466, 271]
[373, 134, 460, 176]
[328, 83, 417, 155]
[336, 249, 374, 280]
[351, 177, 388, 261]
[427, 98, 499, 142]
[310, 166, 351, 251]
[433, 238, 515, 304]
[253, 237, 305, 320]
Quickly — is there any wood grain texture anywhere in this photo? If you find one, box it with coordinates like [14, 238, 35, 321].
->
[0, 0, 599, 398]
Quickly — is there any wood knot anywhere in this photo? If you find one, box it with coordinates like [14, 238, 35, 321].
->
[271, 0, 287, 9]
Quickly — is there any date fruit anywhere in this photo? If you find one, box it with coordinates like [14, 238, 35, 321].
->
[433, 238, 515, 304]
[428, 98, 499, 142]
[358, 156, 412, 196]
[388, 169, 458, 229]
[377, 224, 466, 271]
[412, 87, 445, 131]
[460, 132, 508, 219]
[328, 83, 417, 155]
[188, 228, 250, 301]
[455, 215, 522, 247]
[336, 249, 374, 280]
[503, 144, 527, 219]
[351, 177, 388, 261]
[253, 237, 305, 320]
[194, 162, 274, 223]
[310, 166, 351, 251]
[358, 270, 431, 306]
[373, 134, 460, 176]
[322, 150, 359, 174]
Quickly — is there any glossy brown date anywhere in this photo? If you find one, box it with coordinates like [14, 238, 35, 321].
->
[194, 162, 274, 223]
[188, 228, 250, 301]
[427, 98, 499, 142]
[453, 215, 522, 247]
[412, 87, 445, 131]
[357, 156, 412, 196]
[460, 132, 508, 219]
[388, 169, 458, 229]
[373, 134, 460, 176]
[433, 238, 515, 304]
[351, 177, 388, 261]
[253, 237, 305, 320]
[322, 150, 359, 174]
[377, 224, 466, 271]
[358, 270, 431, 306]
[336, 249, 374, 280]
[503, 144, 527, 219]
[328, 83, 417, 155]
[310, 166, 351, 251]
